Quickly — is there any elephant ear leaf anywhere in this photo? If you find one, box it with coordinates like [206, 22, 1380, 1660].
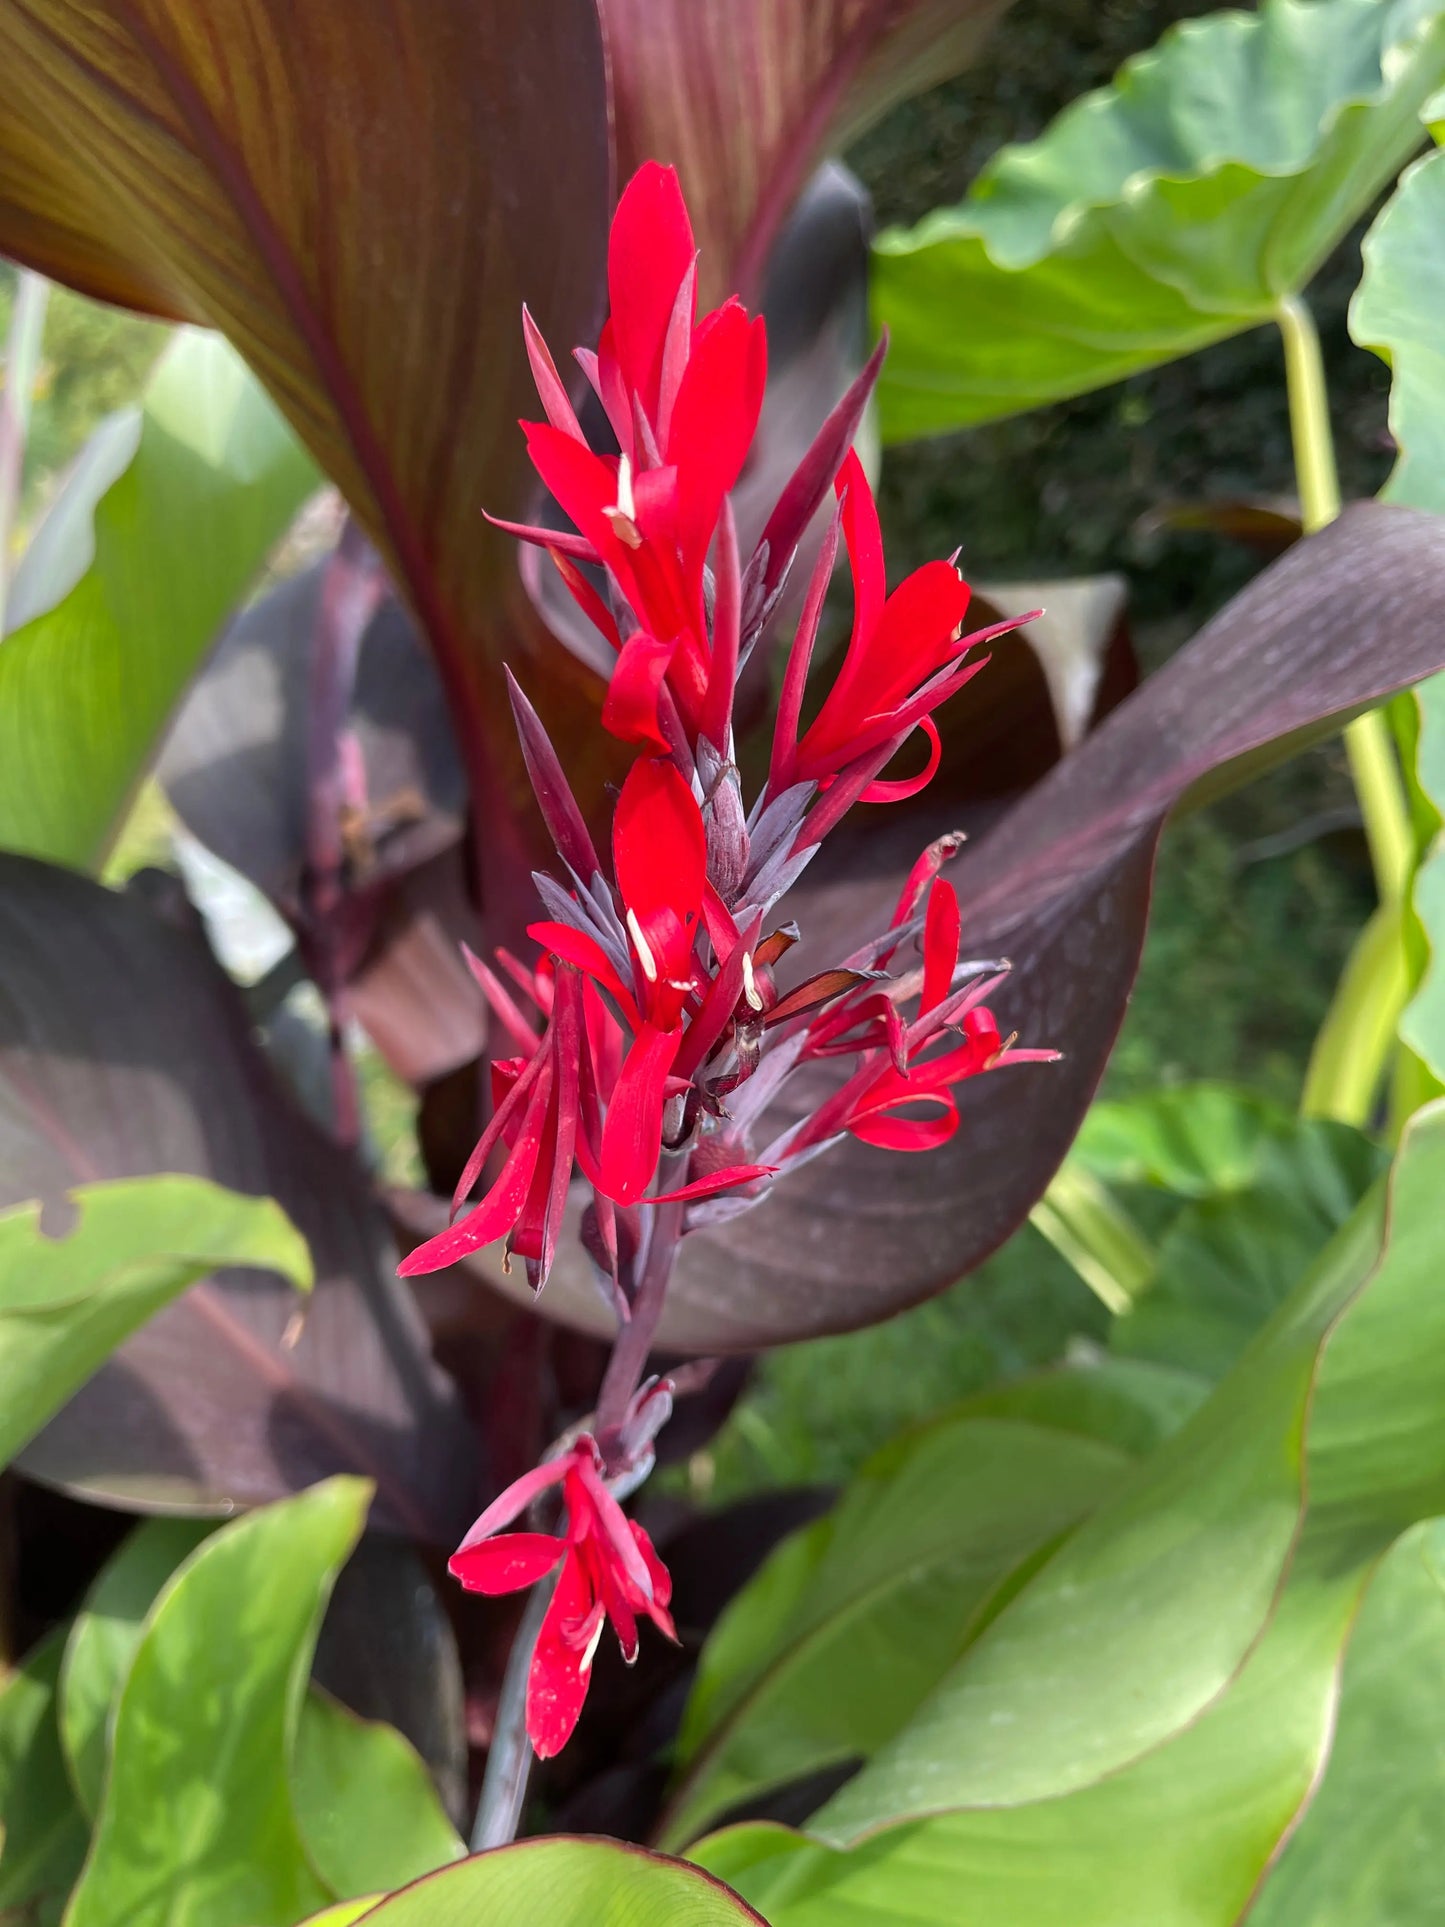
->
[873, 0, 1445, 440]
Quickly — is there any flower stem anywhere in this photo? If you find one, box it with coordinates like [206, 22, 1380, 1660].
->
[470, 1568, 555, 1852]
[1277, 294, 1415, 1122]
[595, 1176, 688, 1439]
[1277, 294, 1413, 903]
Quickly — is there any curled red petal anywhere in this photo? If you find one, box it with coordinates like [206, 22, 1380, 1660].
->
[857, 715, 943, 805]
[648, 1164, 776, 1204]
[850, 1102, 961, 1152]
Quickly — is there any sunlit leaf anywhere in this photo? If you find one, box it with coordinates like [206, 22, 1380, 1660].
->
[0, 1631, 89, 1927]
[293, 1690, 463, 1898]
[660, 1379, 1153, 1848]
[59, 1520, 463, 1894]
[59, 1517, 215, 1816]
[873, 0, 1445, 441]
[66, 1479, 369, 1927]
[1250, 1518, 1445, 1925]
[0, 1175, 309, 1472]
[335, 1837, 764, 1925]
[692, 1105, 1445, 1920]
[0, 331, 316, 870]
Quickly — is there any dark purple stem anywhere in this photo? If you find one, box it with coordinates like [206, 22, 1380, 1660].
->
[594, 1157, 689, 1443]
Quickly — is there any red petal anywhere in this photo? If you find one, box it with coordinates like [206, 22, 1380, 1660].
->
[453, 1455, 573, 1549]
[526, 921, 641, 1029]
[631, 1520, 677, 1633]
[603, 632, 679, 751]
[598, 1022, 681, 1205]
[522, 306, 584, 441]
[397, 1056, 553, 1274]
[449, 1532, 564, 1595]
[768, 499, 843, 795]
[524, 422, 617, 552]
[608, 162, 696, 418]
[836, 449, 885, 646]
[527, 1551, 596, 1759]
[648, 1163, 776, 1204]
[851, 1103, 960, 1152]
[613, 758, 706, 938]
[668, 300, 767, 589]
[549, 548, 623, 655]
[858, 716, 943, 805]
[921, 877, 963, 1016]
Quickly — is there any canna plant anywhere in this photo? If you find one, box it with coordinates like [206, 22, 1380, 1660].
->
[4, 0, 1445, 1921]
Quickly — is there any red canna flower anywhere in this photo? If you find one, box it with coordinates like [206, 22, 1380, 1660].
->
[448, 1436, 676, 1759]
[768, 451, 1036, 817]
[498, 161, 766, 754]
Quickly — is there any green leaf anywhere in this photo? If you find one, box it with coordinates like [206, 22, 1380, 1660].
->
[65, 1478, 370, 1927]
[1250, 1519, 1445, 1924]
[1112, 1117, 1387, 1380]
[0, 1174, 311, 1471]
[59, 1517, 462, 1897]
[0, 1631, 90, 1927]
[813, 1103, 1434, 1840]
[1072, 1084, 1296, 1197]
[336, 1839, 763, 1924]
[59, 1518, 214, 1817]
[292, 1690, 463, 1898]
[0, 329, 316, 869]
[294, 1903, 384, 1927]
[693, 1104, 1445, 1920]
[873, 0, 1445, 442]
[1352, 145, 1445, 516]
[660, 1402, 1138, 1848]
[693, 1557, 1365, 1926]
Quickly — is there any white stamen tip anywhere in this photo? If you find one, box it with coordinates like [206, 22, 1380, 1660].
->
[741, 950, 764, 1012]
[579, 1615, 605, 1675]
[626, 907, 659, 983]
[604, 452, 643, 548]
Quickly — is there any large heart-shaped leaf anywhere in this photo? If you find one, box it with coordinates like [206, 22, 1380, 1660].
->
[691, 1103, 1445, 1921]
[872, 0, 1445, 442]
[0, 0, 612, 886]
[0, 330, 316, 869]
[0, 856, 475, 1537]
[66, 1478, 368, 1927]
[601, 0, 1016, 300]
[458, 502, 1445, 1351]
[324, 1838, 764, 1925]
[0, 1175, 310, 1473]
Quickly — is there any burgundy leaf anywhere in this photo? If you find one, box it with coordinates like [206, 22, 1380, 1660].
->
[602, 0, 1016, 300]
[0, 856, 478, 1538]
[468, 502, 1445, 1348]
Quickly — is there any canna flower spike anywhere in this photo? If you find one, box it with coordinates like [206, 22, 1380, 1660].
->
[405, 163, 1059, 1761]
